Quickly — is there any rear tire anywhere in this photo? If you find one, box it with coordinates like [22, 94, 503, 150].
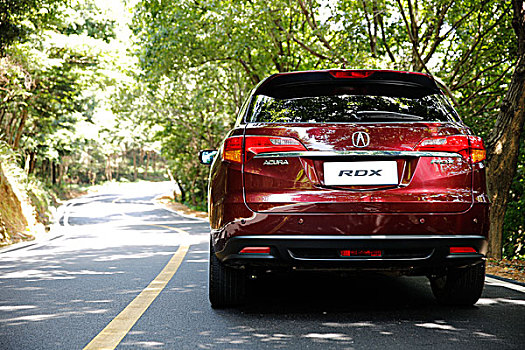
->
[430, 261, 485, 306]
[209, 242, 246, 308]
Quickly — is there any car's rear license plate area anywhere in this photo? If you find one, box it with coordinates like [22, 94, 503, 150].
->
[323, 161, 398, 186]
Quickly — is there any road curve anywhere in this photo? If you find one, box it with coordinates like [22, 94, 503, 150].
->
[0, 181, 524, 349]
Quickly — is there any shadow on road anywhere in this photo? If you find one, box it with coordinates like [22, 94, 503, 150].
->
[154, 246, 525, 350]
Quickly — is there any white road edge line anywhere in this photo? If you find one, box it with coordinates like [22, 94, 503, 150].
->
[152, 195, 209, 222]
[485, 276, 525, 293]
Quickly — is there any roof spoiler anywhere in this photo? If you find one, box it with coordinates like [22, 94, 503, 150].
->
[254, 70, 441, 96]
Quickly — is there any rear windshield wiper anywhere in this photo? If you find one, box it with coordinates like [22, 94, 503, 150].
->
[356, 110, 424, 121]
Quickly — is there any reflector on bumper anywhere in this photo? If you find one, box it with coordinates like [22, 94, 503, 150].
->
[340, 250, 383, 257]
[239, 247, 271, 254]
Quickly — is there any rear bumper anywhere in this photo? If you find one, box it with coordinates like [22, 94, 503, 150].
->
[212, 202, 489, 249]
[216, 235, 487, 274]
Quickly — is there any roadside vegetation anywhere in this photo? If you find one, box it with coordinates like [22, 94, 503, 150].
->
[0, 0, 167, 244]
[0, 0, 523, 260]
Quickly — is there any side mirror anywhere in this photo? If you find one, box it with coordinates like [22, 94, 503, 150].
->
[199, 150, 218, 165]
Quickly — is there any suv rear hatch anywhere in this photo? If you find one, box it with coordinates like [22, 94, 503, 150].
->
[239, 70, 484, 214]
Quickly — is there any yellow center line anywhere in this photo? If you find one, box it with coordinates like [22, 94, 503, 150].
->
[84, 227, 190, 350]
[149, 224, 190, 235]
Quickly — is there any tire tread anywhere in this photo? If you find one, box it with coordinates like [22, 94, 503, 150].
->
[430, 261, 485, 306]
[209, 243, 246, 308]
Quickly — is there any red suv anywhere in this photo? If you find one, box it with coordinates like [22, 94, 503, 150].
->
[200, 70, 489, 308]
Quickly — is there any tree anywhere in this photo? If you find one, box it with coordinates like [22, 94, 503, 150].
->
[0, 0, 65, 55]
[1, 0, 139, 191]
[112, 65, 236, 207]
[486, 0, 525, 258]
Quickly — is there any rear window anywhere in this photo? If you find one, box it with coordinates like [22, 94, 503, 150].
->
[247, 83, 459, 123]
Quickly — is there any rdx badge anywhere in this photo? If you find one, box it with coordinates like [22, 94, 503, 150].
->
[263, 159, 289, 165]
[338, 169, 382, 177]
[430, 159, 454, 165]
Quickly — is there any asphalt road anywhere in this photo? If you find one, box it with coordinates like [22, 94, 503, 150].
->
[0, 181, 524, 349]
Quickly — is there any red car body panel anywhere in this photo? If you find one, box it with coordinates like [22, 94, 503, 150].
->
[208, 152, 489, 254]
[243, 123, 474, 214]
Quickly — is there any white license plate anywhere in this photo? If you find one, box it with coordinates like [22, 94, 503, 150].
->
[323, 161, 398, 186]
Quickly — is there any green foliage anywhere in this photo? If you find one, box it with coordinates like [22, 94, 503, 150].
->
[0, 0, 66, 53]
[112, 65, 232, 205]
[59, 0, 117, 43]
[132, 0, 357, 83]
[0, 0, 153, 191]
[0, 140, 20, 163]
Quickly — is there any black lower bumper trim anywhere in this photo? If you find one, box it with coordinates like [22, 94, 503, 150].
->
[215, 235, 487, 273]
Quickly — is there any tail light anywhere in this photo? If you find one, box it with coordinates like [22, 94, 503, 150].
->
[239, 247, 271, 254]
[415, 135, 486, 163]
[223, 136, 243, 163]
[450, 247, 477, 254]
[468, 136, 487, 163]
[223, 135, 307, 163]
[329, 70, 375, 79]
[329, 70, 430, 79]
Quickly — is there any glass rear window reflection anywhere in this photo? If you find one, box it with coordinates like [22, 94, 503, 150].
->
[249, 94, 458, 123]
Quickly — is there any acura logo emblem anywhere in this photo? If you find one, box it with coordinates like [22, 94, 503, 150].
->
[352, 131, 370, 148]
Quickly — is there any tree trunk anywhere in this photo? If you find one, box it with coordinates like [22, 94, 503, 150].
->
[52, 162, 57, 185]
[5, 113, 15, 145]
[486, 0, 525, 258]
[58, 156, 70, 186]
[0, 109, 6, 127]
[145, 151, 150, 180]
[28, 151, 36, 174]
[153, 152, 157, 173]
[105, 156, 113, 181]
[12, 109, 27, 149]
[41, 158, 47, 181]
[133, 150, 138, 181]
[115, 153, 120, 180]
[174, 177, 186, 203]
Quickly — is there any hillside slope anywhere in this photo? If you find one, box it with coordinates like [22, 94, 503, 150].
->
[0, 162, 46, 246]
